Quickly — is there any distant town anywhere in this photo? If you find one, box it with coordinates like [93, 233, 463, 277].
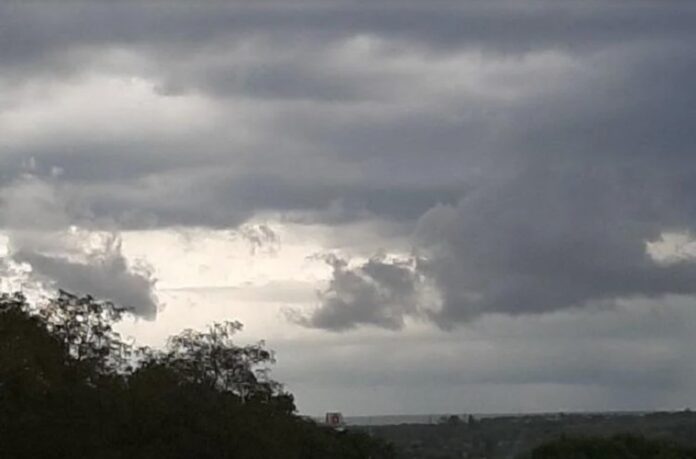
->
[342, 410, 696, 458]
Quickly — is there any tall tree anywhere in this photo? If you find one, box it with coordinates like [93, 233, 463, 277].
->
[38, 290, 132, 377]
[164, 321, 280, 403]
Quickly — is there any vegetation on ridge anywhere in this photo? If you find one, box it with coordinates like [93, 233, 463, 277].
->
[0, 290, 395, 459]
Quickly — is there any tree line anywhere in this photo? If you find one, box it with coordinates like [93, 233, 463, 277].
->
[0, 290, 395, 459]
[523, 434, 696, 459]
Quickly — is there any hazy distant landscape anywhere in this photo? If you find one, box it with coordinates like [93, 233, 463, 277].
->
[340, 411, 651, 426]
[359, 411, 696, 458]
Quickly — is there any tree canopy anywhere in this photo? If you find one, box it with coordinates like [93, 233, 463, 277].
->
[0, 291, 394, 459]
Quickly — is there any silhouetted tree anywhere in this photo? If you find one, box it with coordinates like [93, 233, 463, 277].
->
[38, 290, 132, 377]
[162, 320, 280, 403]
[0, 290, 395, 459]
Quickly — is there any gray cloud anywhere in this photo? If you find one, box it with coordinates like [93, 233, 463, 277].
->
[0, 176, 158, 317]
[5, 1, 696, 416]
[2, 1, 696, 331]
[305, 160, 696, 330]
[287, 7, 696, 330]
[415, 170, 696, 327]
[293, 254, 422, 331]
[2, 2, 692, 228]
[14, 239, 157, 319]
[2, 3, 694, 75]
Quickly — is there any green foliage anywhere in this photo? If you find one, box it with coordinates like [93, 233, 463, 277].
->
[0, 291, 394, 459]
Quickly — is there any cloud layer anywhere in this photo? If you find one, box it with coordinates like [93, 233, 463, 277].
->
[2, 1, 696, 329]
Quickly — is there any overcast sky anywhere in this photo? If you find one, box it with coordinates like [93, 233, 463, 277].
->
[1, 0, 696, 416]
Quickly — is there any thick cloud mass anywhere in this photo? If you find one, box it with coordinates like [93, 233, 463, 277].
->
[2, 1, 696, 329]
[14, 243, 157, 319]
[295, 254, 422, 330]
[415, 168, 696, 327]
[0, 177, 158, 317]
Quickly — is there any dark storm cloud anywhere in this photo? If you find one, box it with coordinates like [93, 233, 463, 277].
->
[14, 246, 158, 319]
[295, 23, 696, 329]
[3, 1, 696, 328]
[58, 172, 463, 229]
[405, 39, 696, 327]
[0, 177, 159, 317]
[292, 254, 422, 331]
[413, 169, 696, 326]
[2, 2, 695, 73]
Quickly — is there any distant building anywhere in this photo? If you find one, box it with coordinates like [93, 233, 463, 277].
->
[325, 412, 345, 430]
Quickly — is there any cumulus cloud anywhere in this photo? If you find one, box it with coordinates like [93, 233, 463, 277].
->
[12, 235, 157, 319]
[0, 176, 158, 318]
[304, 162, 696, 330]
[414, 169, 696, 327]
[292, 254, 423, 331]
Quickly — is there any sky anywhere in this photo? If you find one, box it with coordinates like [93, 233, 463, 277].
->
[1, 0, 696, 416]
